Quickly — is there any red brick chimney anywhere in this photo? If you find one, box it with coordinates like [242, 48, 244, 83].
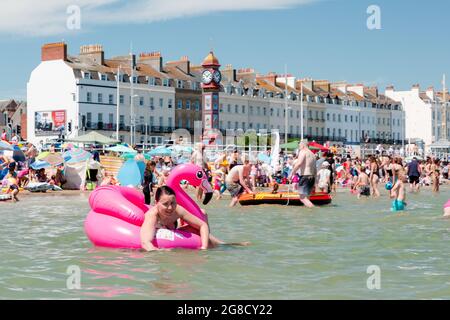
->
[41, 42, 67, 61]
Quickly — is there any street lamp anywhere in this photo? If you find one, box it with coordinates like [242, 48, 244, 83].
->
[116, 66, 121, 141]
[130, 94, 139, 146]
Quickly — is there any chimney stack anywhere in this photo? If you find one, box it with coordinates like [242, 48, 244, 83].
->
[79, 44, 104, 65]
[237, 68, 256, 84]
[312, 80, 330, 92]
[139, 51, 163, 72]
[41, 42, 67, 62]
[165, 55, 190, 74]
[347, 84, 364, 97]
[222, 64, 236, 82]
[257, 72, 277, 86]
[426, 86, 435, 100]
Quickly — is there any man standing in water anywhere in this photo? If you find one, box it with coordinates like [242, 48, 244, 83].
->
[226, 155, 254, 207]
[288, 140, 316, 208]
[406, 157, 421, 193]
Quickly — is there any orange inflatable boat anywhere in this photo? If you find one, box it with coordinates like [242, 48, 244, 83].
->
[239, 192, 332, 206]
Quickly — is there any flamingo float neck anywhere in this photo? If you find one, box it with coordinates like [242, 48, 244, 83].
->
[166, 165, 206, 221]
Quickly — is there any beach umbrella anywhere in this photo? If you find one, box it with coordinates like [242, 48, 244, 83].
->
[146, 146, 172, 157]
[121, 152, 151, 160]
[10, 145, 26, 162]
[63, 148, 92, 163]
[61, 142, 75, 150]
[106, 144, 137, 153]
[36, 151, 51, 160]
[280, 140, 300, 150]
[0, 141, 13, 151]
[30, 160, 51, 170]
[41, 153, 65, 166]
[308, 141, 329, 152]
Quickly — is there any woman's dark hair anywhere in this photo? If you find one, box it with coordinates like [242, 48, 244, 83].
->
[155, 185, 176, 202]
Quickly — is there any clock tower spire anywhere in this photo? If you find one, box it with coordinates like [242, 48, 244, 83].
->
[201, 51, 221, 133]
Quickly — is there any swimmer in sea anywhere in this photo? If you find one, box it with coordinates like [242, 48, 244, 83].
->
[390, 172, 407, 212]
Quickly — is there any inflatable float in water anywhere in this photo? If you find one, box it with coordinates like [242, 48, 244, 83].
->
[24, 182, 62, 193]
[0, 194, 11, 201]
[239, 192, 332, 206]
[85, 164, 214, 249]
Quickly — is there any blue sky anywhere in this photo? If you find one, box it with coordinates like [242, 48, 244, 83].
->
[0, 0, 449, 100]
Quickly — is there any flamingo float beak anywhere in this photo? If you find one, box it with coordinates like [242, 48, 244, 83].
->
[201, 179, 214, 205]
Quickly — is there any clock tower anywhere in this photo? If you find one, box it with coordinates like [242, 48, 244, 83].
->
[201, 51, 221, 132]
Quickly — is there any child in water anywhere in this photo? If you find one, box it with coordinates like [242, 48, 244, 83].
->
[6, 168, 20, 202]
[390, 172, 407, 212]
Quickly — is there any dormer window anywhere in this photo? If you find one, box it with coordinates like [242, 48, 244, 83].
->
[84, 72, 91, 80]
[177, 80, 183, 88]
[101, 74, 107, 81]
[163, 79, 169, 87]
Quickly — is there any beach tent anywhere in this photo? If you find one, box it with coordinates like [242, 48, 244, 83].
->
[117, 159, 144, 186]
[63, 161, 88, 190]
[66, 131, 120, 145]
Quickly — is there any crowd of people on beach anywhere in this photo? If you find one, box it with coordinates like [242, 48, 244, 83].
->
[1, 132, 449, 216]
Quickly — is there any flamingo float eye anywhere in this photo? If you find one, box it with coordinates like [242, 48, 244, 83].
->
[196, 171, 204, 179]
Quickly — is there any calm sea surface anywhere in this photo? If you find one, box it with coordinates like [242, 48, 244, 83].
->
[0, 187, 449, 299]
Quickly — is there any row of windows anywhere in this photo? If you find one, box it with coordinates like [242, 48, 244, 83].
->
[217, 104, 402, 126]
[85, 92, 202, 112]
[176, 100, 201, 111]
[223, 87, 400, 110]
[83, 71, 200, 90]
[85, 112, 175, 127]
[220, 104, 309, 118]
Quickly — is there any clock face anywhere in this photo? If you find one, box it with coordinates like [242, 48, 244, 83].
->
[213, 70, 222, 84]
[202, 70, 213, 84]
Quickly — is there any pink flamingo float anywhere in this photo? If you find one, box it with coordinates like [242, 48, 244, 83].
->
[85, 164, 213, 249]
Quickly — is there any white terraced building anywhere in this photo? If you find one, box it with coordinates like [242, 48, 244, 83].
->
[27, 43, 180, 146]
[385, 84, 450, 152]
[219, 68, 405, 147]
[27, 42, 406, 149]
